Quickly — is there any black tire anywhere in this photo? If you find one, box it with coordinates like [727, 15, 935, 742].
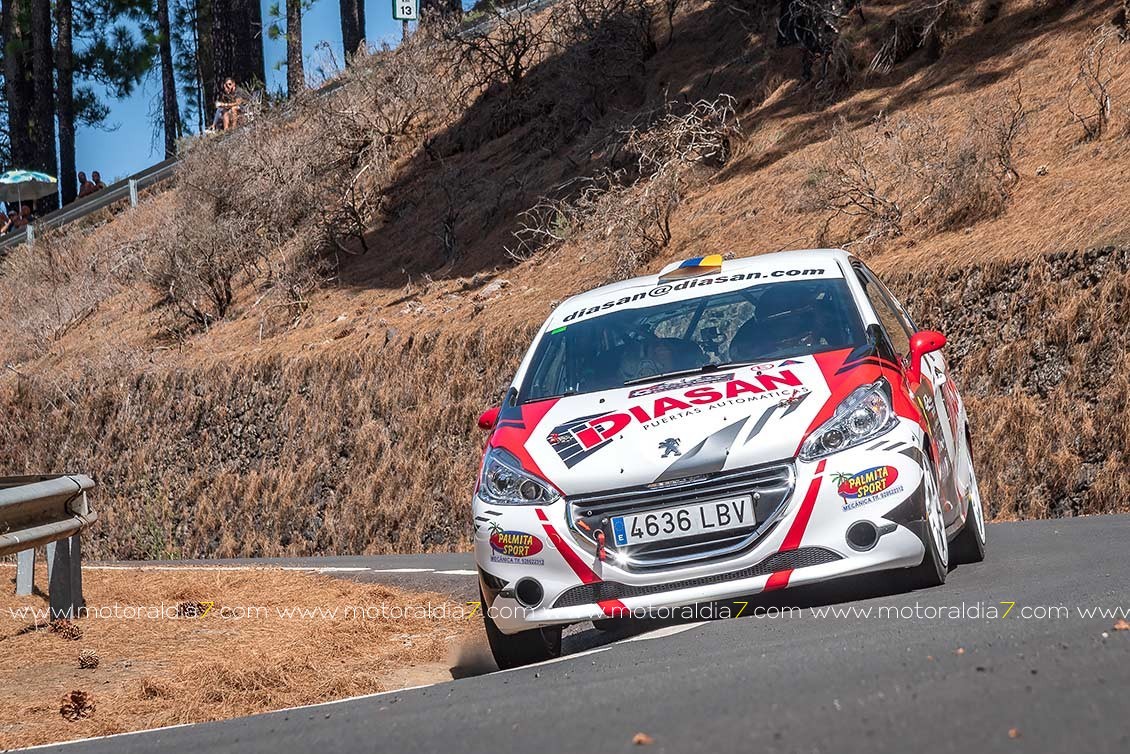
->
[481, 588, 562, 670]
[905, 454, 949, 590]
[950, 470, 987, 565]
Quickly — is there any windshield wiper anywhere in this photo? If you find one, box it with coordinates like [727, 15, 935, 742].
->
[622, 361, 754, 387]
[521, 387, 577, 404]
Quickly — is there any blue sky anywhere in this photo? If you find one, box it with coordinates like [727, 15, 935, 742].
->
[73, 0, 419, 184]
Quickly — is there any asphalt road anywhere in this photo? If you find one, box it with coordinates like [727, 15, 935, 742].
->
[31, 516, 1130, 754]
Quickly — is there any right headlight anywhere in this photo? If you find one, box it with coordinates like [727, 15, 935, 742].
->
[799, 380, 898, 461]
[477, 447, 560, 505]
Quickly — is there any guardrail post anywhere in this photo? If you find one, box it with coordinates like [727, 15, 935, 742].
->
[46, 540, 56, 582]
[48, 534, 83, 619]
[128, 179, 139, 207]
[16, 548, 34, 595]
[26, 224, 35, 245]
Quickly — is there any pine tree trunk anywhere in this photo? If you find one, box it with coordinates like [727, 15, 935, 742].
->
[2, 0, 36, 172]
[285, 0, 304, 97]
[212, 0, 265, 91]
[157, 0, 181, 156]
[30, 0, 57, 209]
[55, 0, 76, 205]
[338, 0, 364, 61]
[196, 0, 216, 115]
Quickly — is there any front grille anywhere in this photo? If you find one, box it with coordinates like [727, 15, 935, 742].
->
[567, 462, 795, 569]
[551, 547, 843, 608]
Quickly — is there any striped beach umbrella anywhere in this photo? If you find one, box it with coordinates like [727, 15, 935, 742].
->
[0, 170, 58, 203]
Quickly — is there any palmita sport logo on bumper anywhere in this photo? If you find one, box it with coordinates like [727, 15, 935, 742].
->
[488, 526, 545, 565]
[834, 465, 904, 511]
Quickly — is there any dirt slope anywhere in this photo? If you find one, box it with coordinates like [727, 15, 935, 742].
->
[1, 0, 1127, 557]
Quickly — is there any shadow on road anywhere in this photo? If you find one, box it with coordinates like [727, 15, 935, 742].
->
[450, 569, 919, 679]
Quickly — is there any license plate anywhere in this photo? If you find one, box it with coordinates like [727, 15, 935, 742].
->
[610, 495, 754, 546]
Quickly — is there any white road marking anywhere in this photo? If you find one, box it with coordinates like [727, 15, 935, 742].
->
[5, 563, 474, 576]
[367, 567, 437, 573]
[623, 621, 705, 641]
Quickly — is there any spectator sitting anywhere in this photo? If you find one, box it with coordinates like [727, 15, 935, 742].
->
[11, 205, 32, 229]
[77, 171, 96, 198]
[0, 211, 14, 234]
[211, 77, 252, 131]
[91, 171, 106, 191]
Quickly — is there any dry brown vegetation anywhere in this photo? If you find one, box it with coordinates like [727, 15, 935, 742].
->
[0, 0, 1129, 557]
[0, 565, 473, 748]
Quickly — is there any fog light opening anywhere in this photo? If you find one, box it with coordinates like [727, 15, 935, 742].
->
[514, 578, 544, 608]
[846, 521, 879, 552]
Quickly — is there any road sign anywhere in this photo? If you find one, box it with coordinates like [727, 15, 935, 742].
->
[393, 0, 418, 21]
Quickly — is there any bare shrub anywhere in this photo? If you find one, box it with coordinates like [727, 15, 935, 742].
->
[805, 125, 904, 245]
[150, 206, 259, 330]
[621, 96, 741, 177]
[778, 0, 861, 86]
[806, 101, 1031, 248]
[508, 96, 739, 276]
[535, 0, 657, 141]
[0, 200, 159, 360]
[1067, 25, 1123, 141]
[869, 0, 963, 74]
[158, 45, 465, 331]
[447, 5, 555, 96]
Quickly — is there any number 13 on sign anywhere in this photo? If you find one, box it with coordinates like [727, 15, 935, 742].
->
[393, 0, 418, 20]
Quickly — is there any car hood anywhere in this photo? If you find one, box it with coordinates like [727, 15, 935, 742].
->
[494, 350, 875, 497]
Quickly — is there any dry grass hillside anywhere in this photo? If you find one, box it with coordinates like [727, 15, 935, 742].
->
[0, 0, 1128, 558]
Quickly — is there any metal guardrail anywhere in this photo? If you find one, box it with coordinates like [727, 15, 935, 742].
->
[2, 474, 97, 618]
[0, 159, 178, 254]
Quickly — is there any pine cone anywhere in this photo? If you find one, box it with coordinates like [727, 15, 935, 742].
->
[78, 649, 101, 669]
[60, 690, 96, 721]
[49, 620, 83, 641]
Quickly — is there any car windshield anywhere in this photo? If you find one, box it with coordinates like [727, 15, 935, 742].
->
[519, 278, 866, 402]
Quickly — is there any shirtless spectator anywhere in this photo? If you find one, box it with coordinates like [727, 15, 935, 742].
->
[91, 171, 106, 190]
[77, 171, 96, 198]
[211, 77, 252, 131]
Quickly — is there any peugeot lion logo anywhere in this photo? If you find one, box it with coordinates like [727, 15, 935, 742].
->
[658, 438, 682, 458]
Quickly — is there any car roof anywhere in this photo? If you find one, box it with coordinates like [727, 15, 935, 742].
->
[551, 248, 854, 319]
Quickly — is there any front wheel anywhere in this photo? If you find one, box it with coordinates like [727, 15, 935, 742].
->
[950, 458, 987, 564]
[481, 588, 562, 670]
[905, 453, 949, 590]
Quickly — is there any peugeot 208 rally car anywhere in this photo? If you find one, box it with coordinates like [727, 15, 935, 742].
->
[473, 249, 986, 668]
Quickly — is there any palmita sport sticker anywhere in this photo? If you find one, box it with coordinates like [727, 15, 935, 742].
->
[489, 528, 545, 565]
[833, 465, 904, 511]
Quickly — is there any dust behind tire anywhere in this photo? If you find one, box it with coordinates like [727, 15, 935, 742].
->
[481, 588, 562, 669]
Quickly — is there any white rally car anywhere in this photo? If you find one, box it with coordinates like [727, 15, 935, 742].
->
[473, 249, 986, 668]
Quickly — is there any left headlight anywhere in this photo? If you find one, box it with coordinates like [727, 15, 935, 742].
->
[478, 447, 560, 505]
[799, 380, 898, 461]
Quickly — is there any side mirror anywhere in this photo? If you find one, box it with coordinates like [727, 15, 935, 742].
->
[478, 406, 501, 431]
[907, 330, 946, 383]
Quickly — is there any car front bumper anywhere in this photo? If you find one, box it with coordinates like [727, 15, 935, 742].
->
[474, 426, 932, 634]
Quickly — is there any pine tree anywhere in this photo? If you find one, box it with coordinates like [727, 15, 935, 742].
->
[55, 0, 76, 202]
[338, 0, 364, 61]
[212, 0, 265, 93]
[2, 0, 35, 172]
[156, 0, 181, 157]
